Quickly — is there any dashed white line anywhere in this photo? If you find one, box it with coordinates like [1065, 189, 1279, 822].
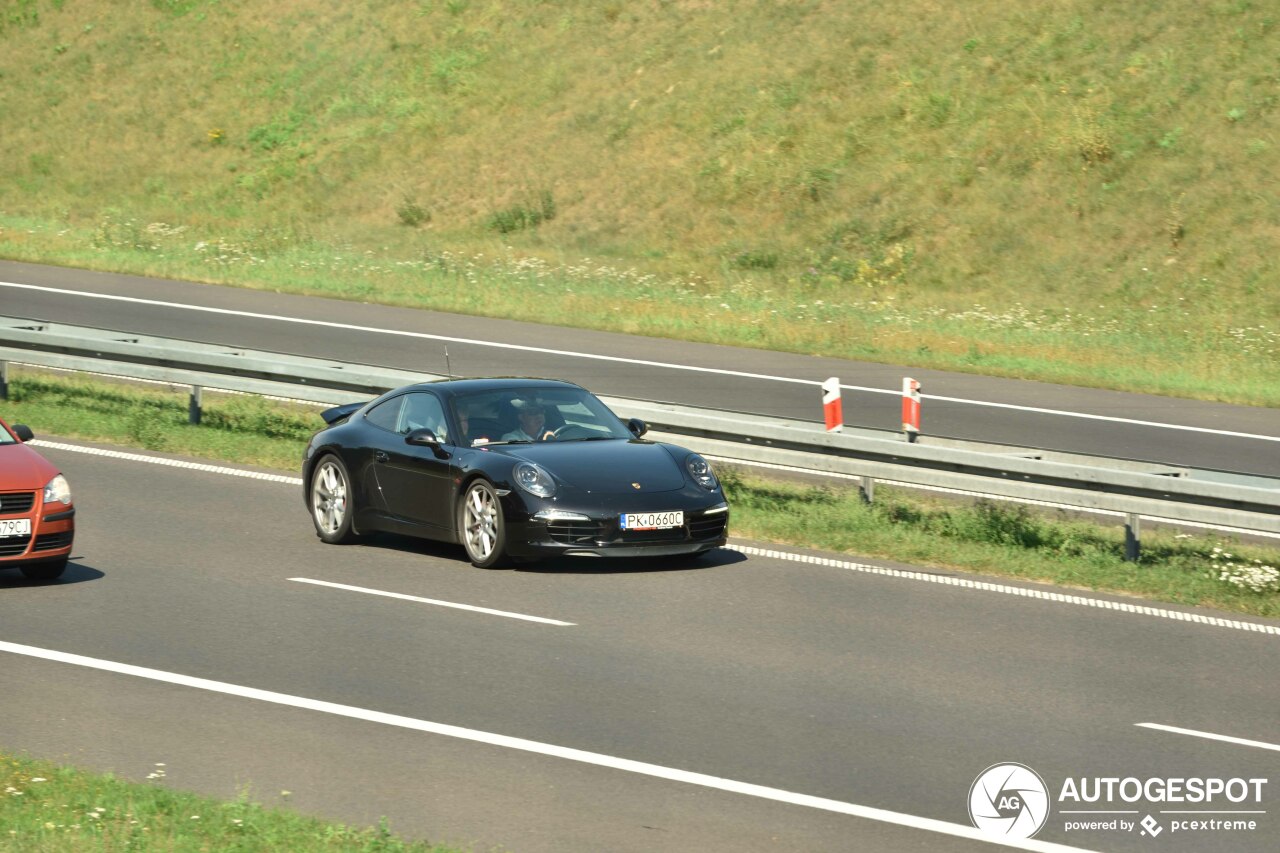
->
[0, 639, 1091, 852]
[5, 280, 1277, 442]
[1136, 723, 1280, 753]
[290, 578, 574, 626]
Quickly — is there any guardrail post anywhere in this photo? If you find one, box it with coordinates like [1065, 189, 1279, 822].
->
[0, 360, 7, 401]
[189, 385, 203, 425]
[1124, 513, 1141, 561]
[859, 475, 875, 504]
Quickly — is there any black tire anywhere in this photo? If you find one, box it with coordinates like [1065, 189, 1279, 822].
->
[310, 454, 360, 544]
[459, 480, 508, 568]
[21, 557, 67, 582]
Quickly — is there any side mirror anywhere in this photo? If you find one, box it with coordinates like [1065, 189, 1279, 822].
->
[12, 424, 34, 442]
[406, 427, 451, 458]
[405, 427, 440, 446]
[627, 418, 648, 438]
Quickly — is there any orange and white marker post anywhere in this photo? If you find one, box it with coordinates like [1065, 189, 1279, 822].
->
[902, 377, 921, 442]
[821, 377, 843, 433]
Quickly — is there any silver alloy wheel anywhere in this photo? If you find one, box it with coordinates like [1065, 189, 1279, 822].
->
[463, 482, 500, 562]
[312, 458, 349, 536]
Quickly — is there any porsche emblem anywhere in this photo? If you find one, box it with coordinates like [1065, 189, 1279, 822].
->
[631, 482, 642, 490]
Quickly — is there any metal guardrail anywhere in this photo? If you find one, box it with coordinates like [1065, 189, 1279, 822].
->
[2, 314, 1278, 556]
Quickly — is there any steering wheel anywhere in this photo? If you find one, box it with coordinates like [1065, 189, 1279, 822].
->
[551, 424, 597, 440]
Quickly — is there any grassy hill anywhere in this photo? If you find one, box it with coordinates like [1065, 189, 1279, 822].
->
[1, 0, 1276, 404]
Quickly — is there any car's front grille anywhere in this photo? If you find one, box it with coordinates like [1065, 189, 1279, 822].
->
[33, 532, 73, 552]
[0, 535, 32, 557]
[0, 492, 36, 515]
[689, 513, 728, 539]
[546, 520, 609, 546]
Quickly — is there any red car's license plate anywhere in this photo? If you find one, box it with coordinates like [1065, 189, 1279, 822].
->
[0, 518, 32, 537]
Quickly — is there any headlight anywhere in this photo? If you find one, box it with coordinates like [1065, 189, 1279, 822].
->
[513, 463, 556, 498]
[685, 454, 718, 491]
[43, 474, 71, 506]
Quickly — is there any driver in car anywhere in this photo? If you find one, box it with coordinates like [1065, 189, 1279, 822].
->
[502, 399, 555, 442]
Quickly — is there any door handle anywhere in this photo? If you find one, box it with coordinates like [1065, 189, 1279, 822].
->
[374, 451, 389, 463]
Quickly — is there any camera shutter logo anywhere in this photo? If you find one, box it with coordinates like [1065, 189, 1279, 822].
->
[969, 763, 1050, 839]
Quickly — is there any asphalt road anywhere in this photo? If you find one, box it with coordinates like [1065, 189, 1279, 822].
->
[2, 441, 1276, 851]
[2, 260, 1279, 476]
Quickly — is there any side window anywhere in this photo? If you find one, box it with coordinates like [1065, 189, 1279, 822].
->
[363, 396, 405, 433]
[396, 392, 447, 438]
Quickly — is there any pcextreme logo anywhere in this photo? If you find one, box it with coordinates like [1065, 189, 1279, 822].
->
[968, 763, 1051, 839]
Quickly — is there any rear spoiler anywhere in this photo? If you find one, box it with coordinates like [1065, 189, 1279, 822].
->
[320, 401, 367, 425]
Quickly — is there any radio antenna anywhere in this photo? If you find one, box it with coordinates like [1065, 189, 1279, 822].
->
[445, 345, 453, 378]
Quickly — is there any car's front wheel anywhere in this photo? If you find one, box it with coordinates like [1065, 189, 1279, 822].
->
[311, 455, 360, 544]
[459, 480, 508, 568]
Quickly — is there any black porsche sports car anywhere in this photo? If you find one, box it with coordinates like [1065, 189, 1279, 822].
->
[301, 378, 729, 567]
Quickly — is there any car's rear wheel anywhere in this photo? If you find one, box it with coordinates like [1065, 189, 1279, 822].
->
[460, 480, 508, 568]
[311, 455, 359, 544]
[20, 557, 67, 582]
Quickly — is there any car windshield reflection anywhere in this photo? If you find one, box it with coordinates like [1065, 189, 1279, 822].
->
[453, 387, 633, 447]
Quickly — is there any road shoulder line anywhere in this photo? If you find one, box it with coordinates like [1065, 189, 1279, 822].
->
[729, 545, 1280, 636]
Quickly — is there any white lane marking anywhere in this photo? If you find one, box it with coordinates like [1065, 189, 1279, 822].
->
[0, 640, 1090, 852]
[1136, 723, 1280, 753]
[291, 578, 574, 626]
[30, 440, 303, 485]
[728, 545, 1280, 637]
[923, 393, 1280, 443]
[4, 280, 1276, 443]
[30, 440, 1279, 636]
[0, 280, 815, 387]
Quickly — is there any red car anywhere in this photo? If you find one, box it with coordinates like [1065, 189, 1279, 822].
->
[0, 417, 74, 581]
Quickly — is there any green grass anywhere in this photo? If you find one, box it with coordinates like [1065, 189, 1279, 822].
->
[0, 1, 1277, 405]
[4, 370, 1278, 618]
[0, 751, 462, 852]
[4, 372, 315, 471]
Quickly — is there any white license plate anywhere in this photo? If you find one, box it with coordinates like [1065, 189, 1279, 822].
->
[620, 511, 683, 531]
[0, 518, 31, 538]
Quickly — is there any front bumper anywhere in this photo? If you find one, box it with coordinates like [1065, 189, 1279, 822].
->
[0, 494, 75, 567]
[502, 501, 729, 559]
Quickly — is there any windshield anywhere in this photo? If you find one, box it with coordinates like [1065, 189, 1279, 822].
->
[0, 422, 17, 445]
[451, 386, 633, 446]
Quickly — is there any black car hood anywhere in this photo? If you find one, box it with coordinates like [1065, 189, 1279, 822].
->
[493, 440, 687, 494]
